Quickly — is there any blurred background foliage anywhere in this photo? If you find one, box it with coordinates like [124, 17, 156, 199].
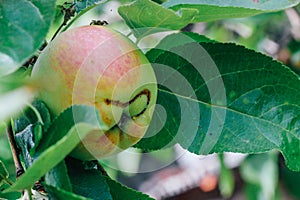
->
[1, 1, 300, 199]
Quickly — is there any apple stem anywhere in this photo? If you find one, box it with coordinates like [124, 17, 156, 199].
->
[6, 121, 25, 179]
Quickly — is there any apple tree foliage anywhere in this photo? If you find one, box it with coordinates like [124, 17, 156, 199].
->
[1, 0, 300, 199]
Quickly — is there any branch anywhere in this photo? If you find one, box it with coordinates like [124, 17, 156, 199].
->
[6, 122, 24, 179]
[51, 3, 76, 41]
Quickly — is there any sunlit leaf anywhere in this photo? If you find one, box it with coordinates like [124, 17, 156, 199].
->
[137, 32, 300, 171]
[118, 0, 299, 39]
[0, 0, 56, 75]
[163, 0, 300, 22]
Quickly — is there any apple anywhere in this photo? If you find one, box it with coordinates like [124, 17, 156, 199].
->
[31, 25, 157, 160]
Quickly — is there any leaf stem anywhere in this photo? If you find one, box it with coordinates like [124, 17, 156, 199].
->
[51, 3, 99, 41]
[51, 3, 77, 41]
[6, 122, 24, 179]
[51, 22, 67, 41]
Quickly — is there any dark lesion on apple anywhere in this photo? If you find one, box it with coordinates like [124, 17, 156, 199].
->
[104, 89, 151, 118]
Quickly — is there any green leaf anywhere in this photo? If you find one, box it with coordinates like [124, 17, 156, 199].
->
[244, 183, 262, 200]
[136, 33, 215, 150]
[13, 100, 51, 137]
[162, 0, 300, 22]
[139, 32, 300, 171]
[118, 0, 198, 39]
[105, 176, 154, 200]
[118, 0, 299, 39]
[74, 0, 107, 13]
[0, 68, 28, 93]
[0, 188, 21, 200]
[280, 161, 300, 198]
[240, 152, 278, 200]
[31, 100, 52, 131]
[164, 0, 300, 10]
[46, 185, 92, 200]
[65, 157, 113, 200]
[0, 160, 9, 185]
[0, 0, 56, 76]
[35, 105, 100, 154]
[15, 125, 39, 168]
[65, 157, 153, 200]
[45, 161, 72, 192]
[218, 154, 234, 198]
[4, 105, 100, 192]
[0, 162, 17, 198]
[156, 32, 215, 48]
[13, 100, 51, 168]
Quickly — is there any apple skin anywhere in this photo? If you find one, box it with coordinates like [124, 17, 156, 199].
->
[31, 25, 157, 160]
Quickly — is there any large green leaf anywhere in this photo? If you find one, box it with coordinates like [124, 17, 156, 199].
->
[118, 0, 299, 39]
[0, 0, 56, 76]
[118, 0, 197, 39]
[138, 32, 300, 171]
[163, 0, 300, 10]
[4, 105, 100, 192]
[0, 188, 21, 200]
[35, 105, 100, 154]
[163, 0, 300, 22]
[64, 157, 153, 200]
[45, 160, 93, 199]
[46, 185, 92, 200]
[105, 176, 154, 200]
[45, 161, 72, 192]
[65, 158, 112, 200]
